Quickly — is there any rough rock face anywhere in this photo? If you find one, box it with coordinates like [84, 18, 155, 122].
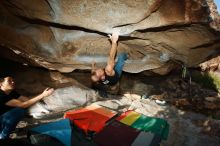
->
[0, 0, 220, 74]
[28, 85, 99, 119]
[200, 0, 220, 71]
[208, 0, 220, 30]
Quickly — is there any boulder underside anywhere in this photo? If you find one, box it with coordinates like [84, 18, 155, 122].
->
[0, 0, 220, 74]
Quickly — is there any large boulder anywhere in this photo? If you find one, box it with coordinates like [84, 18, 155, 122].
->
[0, 0, 220, 73]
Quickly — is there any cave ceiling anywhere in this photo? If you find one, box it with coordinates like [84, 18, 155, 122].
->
[0, 0, 220, 74]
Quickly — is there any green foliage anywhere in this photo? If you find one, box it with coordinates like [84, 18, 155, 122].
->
[191, 71, 220, 92]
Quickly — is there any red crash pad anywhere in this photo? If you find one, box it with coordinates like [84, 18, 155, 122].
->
[64, 104, 117, 133]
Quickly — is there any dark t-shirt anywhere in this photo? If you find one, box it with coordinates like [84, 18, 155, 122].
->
[0, 89, 20, 115]
[101, 71, 119, 86]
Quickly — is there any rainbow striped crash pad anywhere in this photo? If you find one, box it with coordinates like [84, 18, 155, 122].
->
[94, 111, 169, 146]
[116, 110, 169, 140]
[94, 120, 163, 146]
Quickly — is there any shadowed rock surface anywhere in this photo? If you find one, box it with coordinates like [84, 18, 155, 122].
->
[0, 0, 220, 74]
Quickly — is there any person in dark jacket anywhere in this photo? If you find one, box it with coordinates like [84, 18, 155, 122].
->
[0, 76, 54, 139]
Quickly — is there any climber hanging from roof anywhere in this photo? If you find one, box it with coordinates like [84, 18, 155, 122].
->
[91, 31, 128, 96]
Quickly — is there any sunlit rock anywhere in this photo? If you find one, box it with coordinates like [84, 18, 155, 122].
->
[0, 0, 220, 74]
